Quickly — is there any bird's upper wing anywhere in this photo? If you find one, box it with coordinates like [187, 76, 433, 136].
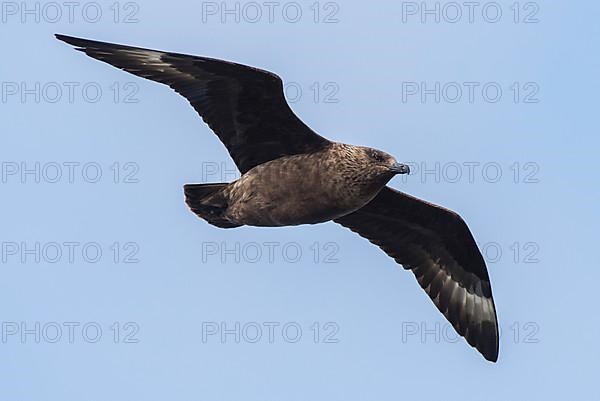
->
[334, 187, 499, 361]
[55, 34, 331, 173]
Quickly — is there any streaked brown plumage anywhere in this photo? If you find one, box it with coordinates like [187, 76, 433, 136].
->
[56, 34, 500, 362]
[191, 143, 401, 228]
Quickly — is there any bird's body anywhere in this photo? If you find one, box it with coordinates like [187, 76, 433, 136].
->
[56, 34, 500, 362]
[191, 143, 399, 227]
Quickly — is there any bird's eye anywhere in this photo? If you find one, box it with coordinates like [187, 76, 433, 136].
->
[370, 151, 385, 162]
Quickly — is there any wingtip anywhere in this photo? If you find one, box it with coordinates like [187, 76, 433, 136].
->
[55, 33, 79, 46]
[55, 33, 70, 42]
[479, 321, 499, 362]
[483, 349, 498, 363]
[54, 33, 91, 50]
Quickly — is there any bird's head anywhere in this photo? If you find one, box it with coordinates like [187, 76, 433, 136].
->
[337, 145, 410, 194]
[354, 146, 410, 182]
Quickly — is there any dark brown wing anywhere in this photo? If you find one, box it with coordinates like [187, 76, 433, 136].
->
[335, 187, 499, 362]
[55, 34, 331, 173]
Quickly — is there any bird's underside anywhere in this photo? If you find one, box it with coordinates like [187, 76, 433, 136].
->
[186, 143, 408, 228]
[56, 34, 500, 362]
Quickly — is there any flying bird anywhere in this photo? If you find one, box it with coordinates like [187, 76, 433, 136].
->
[56, 34, 499, 362]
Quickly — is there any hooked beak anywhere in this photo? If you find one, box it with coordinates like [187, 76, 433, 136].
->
[389, 162, 410, 175]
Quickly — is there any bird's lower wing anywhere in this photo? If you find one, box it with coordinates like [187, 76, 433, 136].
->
[55, 34, 331, 173]
[334, 187, 499, 361]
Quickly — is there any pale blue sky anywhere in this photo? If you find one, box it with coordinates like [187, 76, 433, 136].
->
[1, 1, 598, 400]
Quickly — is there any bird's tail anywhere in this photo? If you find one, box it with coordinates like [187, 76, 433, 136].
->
[183, 183, 242, 229]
